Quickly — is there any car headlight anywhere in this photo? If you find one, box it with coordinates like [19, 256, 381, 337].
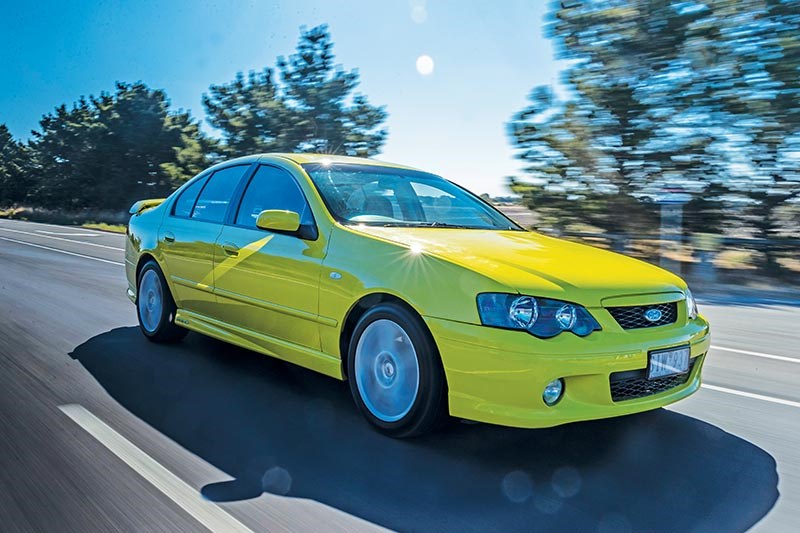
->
[685, 288, 698, 320]
[477, 293, 601, 338]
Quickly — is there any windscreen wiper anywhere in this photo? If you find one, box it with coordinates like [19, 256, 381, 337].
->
[403, 222, 488, 229]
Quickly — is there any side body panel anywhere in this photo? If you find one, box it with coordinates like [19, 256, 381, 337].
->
[158, 217, 223, 318]
[213, 225, 328, 350]
[130, 156, 344, 379]
[317, 225, 510, 359]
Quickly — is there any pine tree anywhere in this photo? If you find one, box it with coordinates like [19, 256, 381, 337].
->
[0, 125, 33, 206]
[509, 0, 800, 264]
[203, 25, 387, 157]
[31, 83, 210, 210]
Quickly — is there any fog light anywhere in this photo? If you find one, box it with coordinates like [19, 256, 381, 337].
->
[543, 378, 564, 406]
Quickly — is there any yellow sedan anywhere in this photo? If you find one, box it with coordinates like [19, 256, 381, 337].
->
[126, 154, 710, 437]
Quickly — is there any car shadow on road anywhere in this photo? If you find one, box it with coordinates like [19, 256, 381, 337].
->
[70, 327, 779, 532]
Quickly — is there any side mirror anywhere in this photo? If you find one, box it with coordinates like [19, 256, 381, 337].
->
[255, 210, 301, 233]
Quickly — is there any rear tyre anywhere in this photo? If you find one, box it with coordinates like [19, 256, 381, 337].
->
[347, 303, 447, 438]
[137, 260, 188, 343]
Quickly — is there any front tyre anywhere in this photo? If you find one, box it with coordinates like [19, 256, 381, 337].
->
[347, 303, 446, 438]
[137, 260, 188, 343]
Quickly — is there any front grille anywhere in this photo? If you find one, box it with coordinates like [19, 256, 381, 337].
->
[609, 357, 697, 402]
[607, 301, 678, 329]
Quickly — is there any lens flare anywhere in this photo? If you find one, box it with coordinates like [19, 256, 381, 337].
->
[416, 55, 434, 76]
[411, 5, 427, 24]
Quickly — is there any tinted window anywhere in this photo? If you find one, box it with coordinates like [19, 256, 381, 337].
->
[235, 166, 313, 228]
[172, 176, 208, 218]
[191, 165, 249, 223]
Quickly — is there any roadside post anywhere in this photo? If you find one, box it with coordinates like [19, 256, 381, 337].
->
[655, 190, 691, 274]
[692, 233, 722, 285]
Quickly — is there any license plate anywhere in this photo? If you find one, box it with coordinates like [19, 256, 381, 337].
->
[648, 345, 690, 380]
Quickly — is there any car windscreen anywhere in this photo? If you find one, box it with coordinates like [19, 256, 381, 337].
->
[302, 163, 521, 230]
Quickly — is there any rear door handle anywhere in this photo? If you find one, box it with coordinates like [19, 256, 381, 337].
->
[221, 242, 239, 256]
[164, 231, 175, 243]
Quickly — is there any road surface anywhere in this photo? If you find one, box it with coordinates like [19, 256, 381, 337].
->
[0, 218, 797, 532]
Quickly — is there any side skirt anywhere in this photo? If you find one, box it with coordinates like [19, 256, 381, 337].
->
[174, 309, 344, 380]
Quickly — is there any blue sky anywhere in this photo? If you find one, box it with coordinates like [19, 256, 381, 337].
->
[1, 0, 561, 196]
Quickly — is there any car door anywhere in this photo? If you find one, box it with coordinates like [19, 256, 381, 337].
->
[158, 164, 252, 318]
[212, 164, 326, 351]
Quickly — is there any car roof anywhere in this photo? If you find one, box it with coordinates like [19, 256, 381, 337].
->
[197, 153, 423, 179]
[265, 153, 421, 171]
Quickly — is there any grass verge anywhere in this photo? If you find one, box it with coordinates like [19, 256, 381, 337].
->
[81, 222, 127, 234]
[0, 206, 128, 233]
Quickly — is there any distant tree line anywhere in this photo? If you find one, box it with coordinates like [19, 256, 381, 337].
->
[0, 25, 386, 211]
[508, 0, 800, 273]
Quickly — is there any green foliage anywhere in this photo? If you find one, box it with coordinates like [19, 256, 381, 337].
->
[0, 124, 33, 205]
[509, 1, 721, 235]
[28, 100, 104, 209]
[700, 0, 800, 271]
[204, 25, 387, 157]
[0, 24, 386, 213]
[509, 85, 660, 234]
[28, 82, 210, 210]
[1, 24, 385, 214]
[202, 69, 287, 156]
[161, 112, 219, 185]
[509, 0, 800, 272]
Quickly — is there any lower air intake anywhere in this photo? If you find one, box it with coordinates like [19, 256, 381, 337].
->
[609, 357, 698, 402]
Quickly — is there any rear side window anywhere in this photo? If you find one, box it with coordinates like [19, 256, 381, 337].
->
[235, 165, 314, 228]
[191, 165, 249, 223]
[172, 176, 208, 218]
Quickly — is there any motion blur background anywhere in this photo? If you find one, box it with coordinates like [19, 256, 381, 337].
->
[1, 0, 798, 288]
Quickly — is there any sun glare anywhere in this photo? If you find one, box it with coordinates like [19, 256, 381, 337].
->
[416, 55, 434, 76]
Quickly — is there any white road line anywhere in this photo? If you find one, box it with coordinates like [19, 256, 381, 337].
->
[711, 345, 799, 364]
[0, 219, 111, 235]
[58, 404, 253, 533]
[0, 226, 124, 251]
[702, 384, 800, 409]
[0, 236, 124, 266]
[37, 230, 101, 237]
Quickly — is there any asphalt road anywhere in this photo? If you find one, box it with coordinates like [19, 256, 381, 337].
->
[0, 218, 798, 532]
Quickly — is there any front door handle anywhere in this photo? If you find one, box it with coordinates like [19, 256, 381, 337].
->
[164, 231, 175, 243]
[221, 242, 239, 256]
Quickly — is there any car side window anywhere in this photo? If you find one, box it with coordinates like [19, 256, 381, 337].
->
[191, 165, 249, 223]
[172, 176, 208, 218]
[235, 165, 314, 228]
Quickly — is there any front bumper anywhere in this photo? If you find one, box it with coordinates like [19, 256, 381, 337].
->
[425, 314, 710, 429]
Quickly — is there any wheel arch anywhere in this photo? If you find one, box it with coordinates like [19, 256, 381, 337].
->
[339, 292, 442, 383]
[134, 253, 164, 301]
